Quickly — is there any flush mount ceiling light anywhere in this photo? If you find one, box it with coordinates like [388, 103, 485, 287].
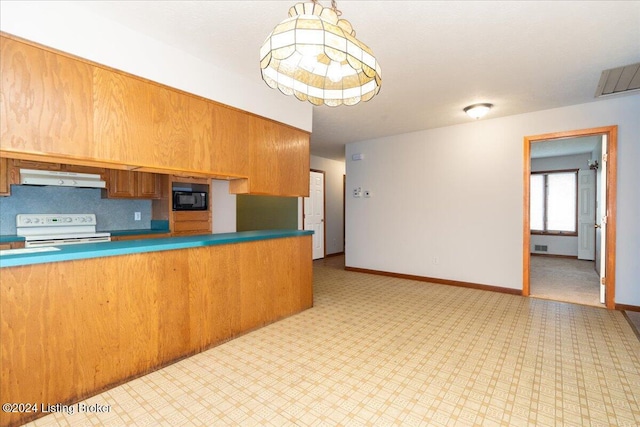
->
[464, 103, 493, 119]
[260, 0, 382, 107]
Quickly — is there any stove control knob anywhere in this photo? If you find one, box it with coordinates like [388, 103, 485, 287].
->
[24, 218, 32, 224]
[33, 218, 40, 224]
[64, 217, 72, 223]
[58, 179, 65, 185]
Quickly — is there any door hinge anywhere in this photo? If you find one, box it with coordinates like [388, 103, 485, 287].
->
[603, 153, 608, 162]
[602, 215, 608, 224]
[601, 277, 606, 285]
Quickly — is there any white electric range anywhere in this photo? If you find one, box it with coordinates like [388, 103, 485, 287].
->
[16, 214, 111, 247]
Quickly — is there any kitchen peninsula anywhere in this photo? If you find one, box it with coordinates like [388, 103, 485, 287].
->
[0, 33, 312, 427]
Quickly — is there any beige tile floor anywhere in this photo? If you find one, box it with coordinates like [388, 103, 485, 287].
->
[27, 256, 640, 426]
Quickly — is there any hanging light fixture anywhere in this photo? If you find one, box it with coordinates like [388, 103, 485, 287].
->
[260, 0, 382, 107]
[463, 103, 493, 119]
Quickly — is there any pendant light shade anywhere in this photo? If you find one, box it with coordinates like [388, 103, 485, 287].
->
[260, 1, 382, 107]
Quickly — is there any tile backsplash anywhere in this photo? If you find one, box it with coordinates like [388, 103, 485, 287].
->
[0, 185, 151, 235]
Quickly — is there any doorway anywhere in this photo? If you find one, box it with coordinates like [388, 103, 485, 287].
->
[523, 126, 618, 309]
[303, 169, 326, 260]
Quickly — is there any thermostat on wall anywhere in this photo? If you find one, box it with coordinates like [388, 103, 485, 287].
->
[352, 153, 365, 161]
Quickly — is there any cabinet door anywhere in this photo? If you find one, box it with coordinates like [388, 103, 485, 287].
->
[0, 36, 93, 158]
[248, 117, 310, 196]
[0, 158, 9, 196]
[108, 170, 136, 198]
[208, 103, 250, 177]
[150, 85, 191, 169]
[93, 69, 152, 165]
[137, 172, 162, 199]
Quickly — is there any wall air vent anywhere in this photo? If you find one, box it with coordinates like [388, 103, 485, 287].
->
[534, 245, 548, 252]
[595, 63, 640, 97]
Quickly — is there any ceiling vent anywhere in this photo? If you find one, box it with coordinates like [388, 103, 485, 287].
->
[595, 63, 640, 97]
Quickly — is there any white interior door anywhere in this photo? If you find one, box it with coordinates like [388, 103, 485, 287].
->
[599, 136, 608, 304]
[577, 169, 596, 260]
[304, 171, 325, 260]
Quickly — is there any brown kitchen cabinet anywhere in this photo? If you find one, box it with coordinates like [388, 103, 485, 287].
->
[106, 170, 165, 199]
[243, 116, 310, 196]
[0, 241, 25, 250]
[169, 176, 211, 236]
[0, 158, 9, 196]
[1, 34, 310, 198]
[171, 211, 211, 235]
[0, 36, 94, 160]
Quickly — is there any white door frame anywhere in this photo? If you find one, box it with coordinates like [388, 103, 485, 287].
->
[523, 126, 618, 309]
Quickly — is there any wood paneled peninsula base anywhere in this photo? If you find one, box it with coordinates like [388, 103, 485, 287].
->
[0, 233, 312, 427]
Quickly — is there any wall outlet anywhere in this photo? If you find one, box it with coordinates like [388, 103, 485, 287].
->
[353, 187, 362, 198]
[432, 256, 439, 265]
[134, 212, 141, 221]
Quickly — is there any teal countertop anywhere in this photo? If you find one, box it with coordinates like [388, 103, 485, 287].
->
[0, 235, 25, 244]
[0, 230, 313, 268]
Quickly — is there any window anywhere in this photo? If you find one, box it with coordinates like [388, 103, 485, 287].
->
[530, 171, 577, 234]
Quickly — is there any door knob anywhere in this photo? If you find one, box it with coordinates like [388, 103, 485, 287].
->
[594, 224, 601, 229]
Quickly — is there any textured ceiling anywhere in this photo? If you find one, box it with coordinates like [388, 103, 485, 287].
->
[76, 1, 640, 161]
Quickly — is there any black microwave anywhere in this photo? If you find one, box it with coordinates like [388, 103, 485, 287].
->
[173, 191, 208, 211]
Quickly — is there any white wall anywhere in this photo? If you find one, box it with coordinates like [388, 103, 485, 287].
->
[310, 156, 346, 255]
[211, 180, 236, 234]
[530, 153, 591, 257]
[0, 1, 312, 132]
[346, 95, 640, 306]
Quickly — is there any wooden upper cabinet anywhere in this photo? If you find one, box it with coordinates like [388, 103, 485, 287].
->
[0, 157, 9, 196]
[94, 68, 207, 173]
[137, 172, 162, 199]
[93, 68, 152, 165]
[106, 169, 163, 199]
[107, 169, 137, 198]
[0, 36, 94, 158]
[209, 103, 250, 177]
[247, 116, 310, 196]
[1, 35, 310, 197]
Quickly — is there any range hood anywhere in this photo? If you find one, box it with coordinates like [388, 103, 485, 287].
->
[20, 168, 106, 188]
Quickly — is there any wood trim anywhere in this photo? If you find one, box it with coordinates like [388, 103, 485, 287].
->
[606, 126, 618, 309]
[530, 253, 578, 259]
[344, 266, 522, 296]
[523, 126, 618, 309]
[325, 251, 345, 258]
[531, 231, 578, 237]
[621, 310, 640, 341]
[531, 168, 581, 174]
[523, 134, 531, 296]
[616, 304, 640, 312]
